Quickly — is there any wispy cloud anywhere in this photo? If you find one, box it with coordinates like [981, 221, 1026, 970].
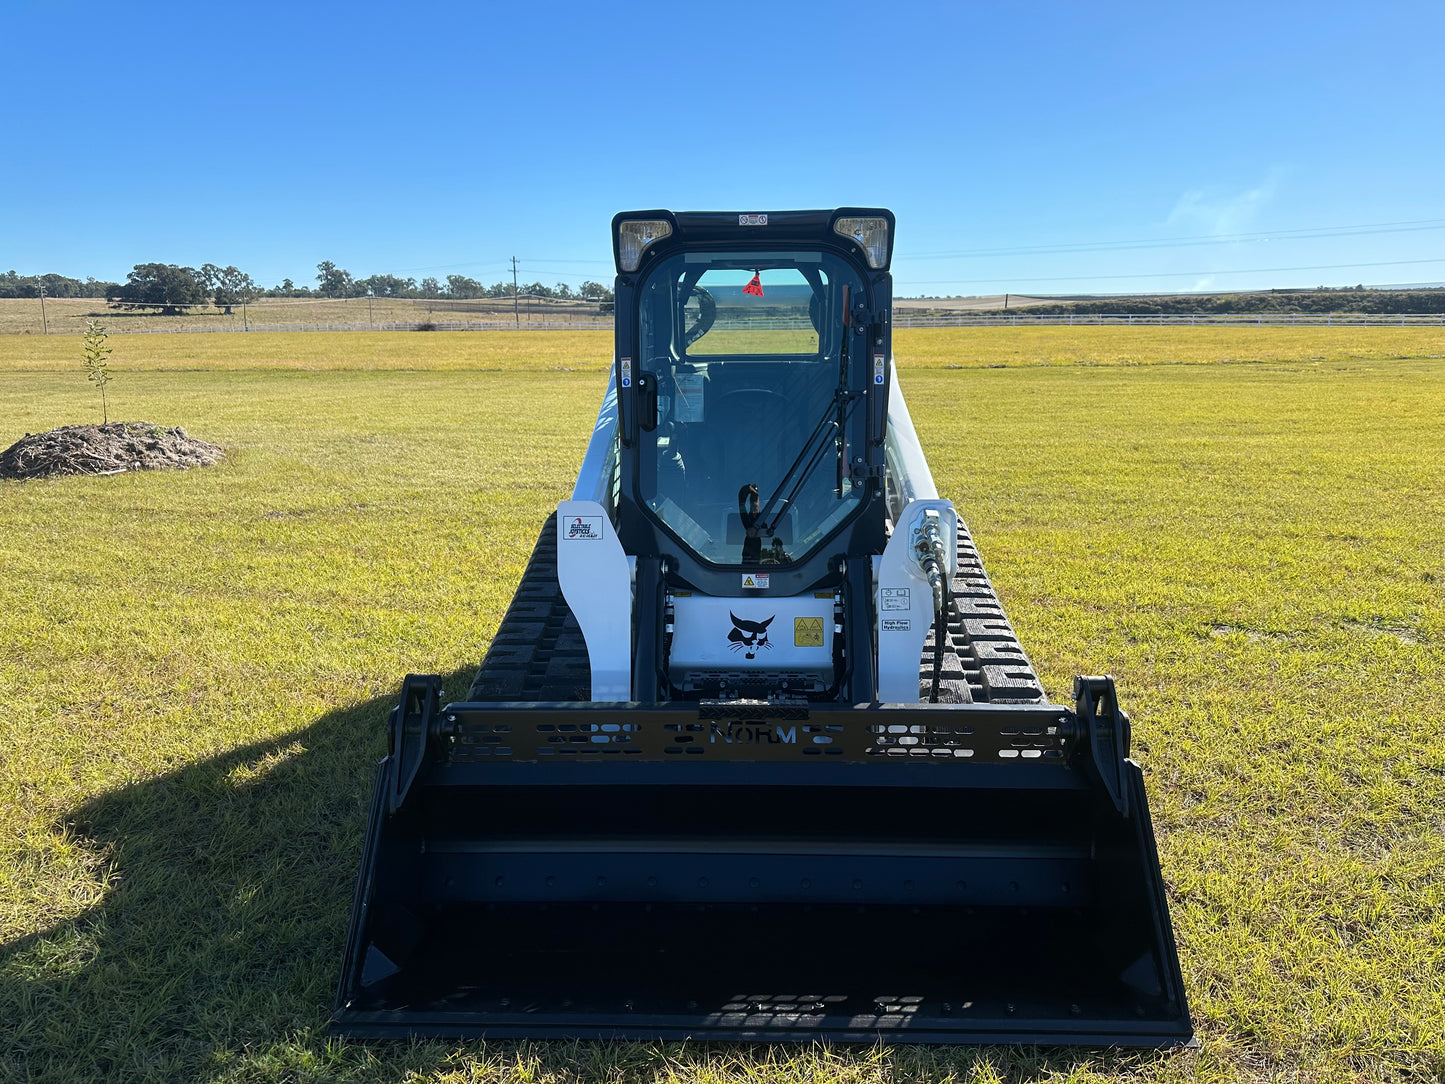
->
[1167, 170, 1285, 236]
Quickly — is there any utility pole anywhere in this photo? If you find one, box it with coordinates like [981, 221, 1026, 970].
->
[510, 257, 520, 328]
[367, 288, 374, 329]
[38, 283, 48, 334]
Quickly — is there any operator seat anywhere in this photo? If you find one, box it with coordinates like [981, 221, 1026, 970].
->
[708, 384, 794, 507]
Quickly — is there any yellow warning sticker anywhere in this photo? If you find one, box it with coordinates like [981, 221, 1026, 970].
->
[794, 617, 825, 647]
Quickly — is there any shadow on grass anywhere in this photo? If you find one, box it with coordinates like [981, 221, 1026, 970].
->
[0, 668, 1182, 1084]
[0, 670, 475, 1083]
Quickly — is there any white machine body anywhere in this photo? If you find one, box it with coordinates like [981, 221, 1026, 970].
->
[556, 497, 632, 701]
[668, 593, 835, 692]
[875, 499, 959, 703]
[561, 361, 963, 705]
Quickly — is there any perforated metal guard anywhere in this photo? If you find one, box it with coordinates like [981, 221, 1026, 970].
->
[442, 703, 1071, 763]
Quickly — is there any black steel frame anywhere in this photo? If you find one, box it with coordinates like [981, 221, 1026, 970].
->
[334, 676, 1193, 1046]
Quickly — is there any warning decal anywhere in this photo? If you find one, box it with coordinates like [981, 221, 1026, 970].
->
[873, 354, 885, 385]
[881, 587, 910, 611]
[741, 573, 770, 589]
[674, 372, 704, 422]
[738, 214, 768, 226]
[620, 357, 633, 388]
[794, 616, 824, 647]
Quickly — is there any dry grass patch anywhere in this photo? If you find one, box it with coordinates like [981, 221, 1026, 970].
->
[0, 296, 605, 336]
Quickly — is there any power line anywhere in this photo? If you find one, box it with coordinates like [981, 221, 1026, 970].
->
[906, 217, 1445, 261]
[389, 254, 612, 274]
[896, 256, 1445, 288]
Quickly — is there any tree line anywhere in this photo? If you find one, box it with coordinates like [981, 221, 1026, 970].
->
[0, 271, 121, 299]
[980, 288, 1445, 317]
[1, 262, 615, 313]
[307, 262, 611, 303]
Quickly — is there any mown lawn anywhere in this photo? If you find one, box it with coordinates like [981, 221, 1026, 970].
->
[1, 330, 1442, 1083]
[1, 323, 1443, 374]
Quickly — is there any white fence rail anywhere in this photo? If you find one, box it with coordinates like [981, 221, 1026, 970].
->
[115, 318, 616, 334]
[892, 312, 1445, 328]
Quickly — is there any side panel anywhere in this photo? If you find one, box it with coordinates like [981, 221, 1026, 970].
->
[876, 499, 959, 702]
[556, 499, 632, 701]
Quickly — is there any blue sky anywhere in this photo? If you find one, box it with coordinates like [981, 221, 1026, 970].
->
[2, 0, 1442, 296]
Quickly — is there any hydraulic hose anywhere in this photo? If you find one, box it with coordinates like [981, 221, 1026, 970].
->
[918, 516, 950, 704]
[928, 573, 951, 703]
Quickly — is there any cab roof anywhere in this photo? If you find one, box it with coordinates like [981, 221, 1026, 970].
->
[611, 208, 895, 275]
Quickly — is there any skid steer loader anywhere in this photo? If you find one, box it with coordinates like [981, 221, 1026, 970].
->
[334, 209, 1192, 1045]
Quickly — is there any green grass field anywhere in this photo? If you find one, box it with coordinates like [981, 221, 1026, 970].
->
[2, 323, 1442, 375]
[1, 328, 1442, 1082]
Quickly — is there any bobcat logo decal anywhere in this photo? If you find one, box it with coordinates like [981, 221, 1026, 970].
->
[728, 612, 774, 660]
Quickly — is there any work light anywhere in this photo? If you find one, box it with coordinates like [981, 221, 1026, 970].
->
[617, 219, 673, 272]
[833, 216, 890, 269]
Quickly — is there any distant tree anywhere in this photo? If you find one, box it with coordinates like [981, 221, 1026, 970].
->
[522, 281, 552, 299]
[578, 280, 613, 302]
[216, 267, 259, 313]
[112, 263, 207, 314]
[0, 271, 39, 298]
[554, 282, 573, 300]
[198, 264, 259, 313]
[359, 273, 415, 298]
[265, 278, 312, 298]
[419, 276, 440, 299]
[40, 273, 87, 298]
[81, 320, 114, 423]
[316, 260, 355, 298]
[486, 281, 514, 298]
[0, 271, 94, 298]
[446, 274, 483, 299]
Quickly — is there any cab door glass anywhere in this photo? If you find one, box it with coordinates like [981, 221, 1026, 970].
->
[636, 252, 867, 567]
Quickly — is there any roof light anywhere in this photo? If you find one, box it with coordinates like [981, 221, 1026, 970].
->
[617, 219, 673, 272]
[833, 216, 890, 269]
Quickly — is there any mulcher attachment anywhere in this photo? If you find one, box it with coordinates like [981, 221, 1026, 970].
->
[334, 675, 1191, 1045]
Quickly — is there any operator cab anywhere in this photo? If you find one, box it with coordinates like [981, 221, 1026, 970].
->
[613, 210, 895, 592]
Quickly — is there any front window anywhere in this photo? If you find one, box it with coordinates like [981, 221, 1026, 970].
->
[636, 250, 868, 567]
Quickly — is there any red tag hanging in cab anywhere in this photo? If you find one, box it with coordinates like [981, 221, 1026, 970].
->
[743, 271, 764, 297]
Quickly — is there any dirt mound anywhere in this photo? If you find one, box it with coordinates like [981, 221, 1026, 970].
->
[0, 422, 224, 480]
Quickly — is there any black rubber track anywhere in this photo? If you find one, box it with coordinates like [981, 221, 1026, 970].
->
[918, 519, 1046, 704]
[467, 514, 1045, 705]
[467, 515, 591, 702]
